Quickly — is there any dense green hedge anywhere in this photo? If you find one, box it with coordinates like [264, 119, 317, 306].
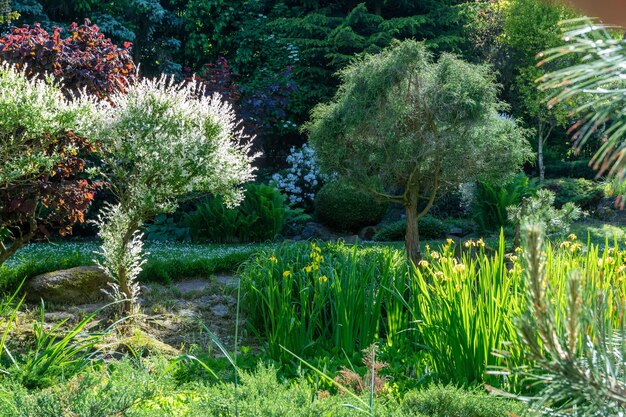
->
[373, 216, 448, 242]
[315, 179, 387, 232]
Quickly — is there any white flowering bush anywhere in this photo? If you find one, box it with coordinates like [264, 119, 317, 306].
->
[79, 75, 256, 313]
[271, 144, 333, 208]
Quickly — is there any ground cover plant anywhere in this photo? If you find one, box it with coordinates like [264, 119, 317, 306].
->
[0, 241, 271, 291]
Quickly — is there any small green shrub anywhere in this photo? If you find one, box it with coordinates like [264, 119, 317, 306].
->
[187, 365, 405, 417]
[373, 220, 406, 241]
[184, 183, 293, 243]
[402, 384, 524, 417]
[473, 174, 537, 231]
[314, 179, 387, 232]
[373, 216, 447, 242]
[542, 177, 604, 210]
[507, 189, 583, 240]
[144, 214, 191, 242]
[0, 358, 177, 417]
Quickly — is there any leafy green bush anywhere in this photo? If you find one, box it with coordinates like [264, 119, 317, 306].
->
[402, 384, 524, 417]
[473, 174, 537, 231]
[507, 189, 583, 240]
[314, 179, 387, 232]
[144, 214, 191, 243]
[373, 216, 447, 242]
[542, 178, 604, 210]
[184, 183, 296, 243]
[373, 220, 406, 241]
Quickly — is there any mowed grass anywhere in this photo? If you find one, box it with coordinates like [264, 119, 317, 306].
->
[0, 241, 274, 292]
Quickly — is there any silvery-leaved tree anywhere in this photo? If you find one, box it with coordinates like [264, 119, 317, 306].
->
[306, 40, 533, 264]
[79, 76, 256, 314]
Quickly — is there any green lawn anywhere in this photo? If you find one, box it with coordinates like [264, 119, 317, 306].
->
[0, 241, 274, 291]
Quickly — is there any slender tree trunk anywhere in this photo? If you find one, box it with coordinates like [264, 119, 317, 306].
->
[0, 199, 38, 267]
[538, 121, 545, 183]
[117, 221, 140, 315]
[405, 189, 421, 265]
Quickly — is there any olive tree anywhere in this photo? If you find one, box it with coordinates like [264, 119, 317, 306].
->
[79, 76, 256, 313]
[306, 40, 533, 263]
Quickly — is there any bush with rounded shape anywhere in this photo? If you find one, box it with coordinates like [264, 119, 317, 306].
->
[314, 179, 386, 232]
[373, 215, 447, 242]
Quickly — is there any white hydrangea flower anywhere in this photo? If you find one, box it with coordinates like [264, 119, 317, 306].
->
[270, 144, 335, 208]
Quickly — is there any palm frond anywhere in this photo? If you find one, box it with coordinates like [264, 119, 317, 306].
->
[538, 17, 626, 181]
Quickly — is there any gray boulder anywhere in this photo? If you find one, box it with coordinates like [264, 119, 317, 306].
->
[26, 266, 112, 305]
[299, 222, 338, 241]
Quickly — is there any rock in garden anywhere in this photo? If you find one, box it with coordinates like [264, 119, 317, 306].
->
[300, 222, 338, 241]
[359, 226, 378, 241]
[211, 304, 229, 318]
[25, 266, 112, 305]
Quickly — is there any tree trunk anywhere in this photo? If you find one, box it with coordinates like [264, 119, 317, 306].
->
[538, 122, 545, 183]
[117, 222, 139, 315]
[0, 203, 38, 268]
[405, 190, 421, 265]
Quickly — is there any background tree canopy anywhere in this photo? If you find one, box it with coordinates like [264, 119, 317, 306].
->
[4, 0, 478, 166]
[2, 0, 596, 181]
